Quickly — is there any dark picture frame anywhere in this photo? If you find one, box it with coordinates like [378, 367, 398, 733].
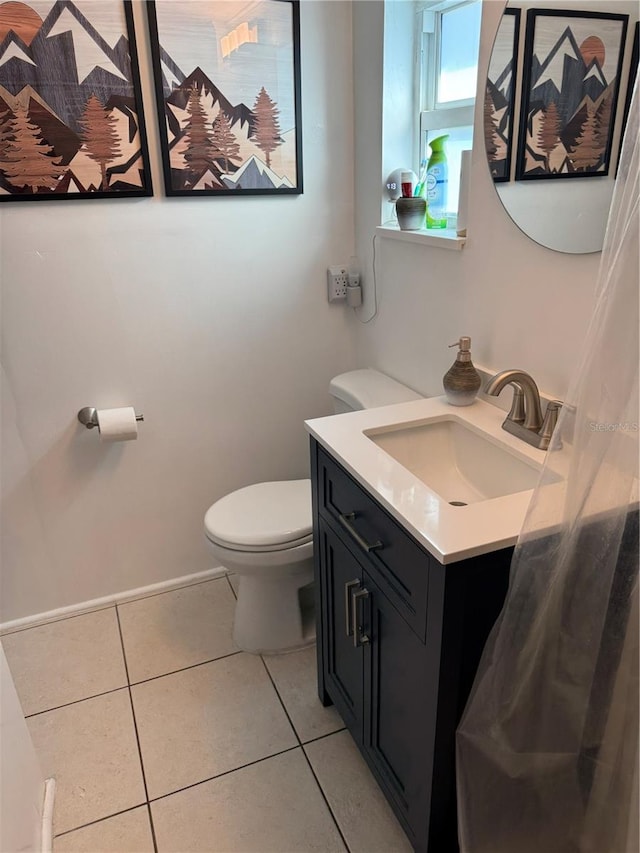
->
[485, 7, 521, 183]
[0, 0, 152, 202]
[618, 21, 639, 174]
[516, 8, 628, 181]
[146, 0, 303, 197]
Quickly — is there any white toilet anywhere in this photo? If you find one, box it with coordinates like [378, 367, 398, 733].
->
[204, 369, 422, 654]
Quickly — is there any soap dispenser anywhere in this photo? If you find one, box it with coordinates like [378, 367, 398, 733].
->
[443, 337, 481, 406]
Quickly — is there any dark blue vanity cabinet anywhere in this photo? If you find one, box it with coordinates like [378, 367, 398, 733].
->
[311, 439, 513, 852]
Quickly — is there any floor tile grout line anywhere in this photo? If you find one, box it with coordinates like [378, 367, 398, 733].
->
[114, 608, 158, 853]
[301, 725, 347, 747]
[20, 602, 128, 718]
[127, 649, 244, 688]
[24, 684, 130, 719]
[258, 655, 352, 853]
[258, 655, 304, 747]
[123, 680, 159, 853]
[52, 803, 148, 839]
[23, 647, 248, 718]
[146, 801, 159, 853]
[300, 743, 352, 853]
[114, 603, 132, 685]
[257, 657, 346, 747]
[225, 573, 238, 600]
[148, 744, 302, 805]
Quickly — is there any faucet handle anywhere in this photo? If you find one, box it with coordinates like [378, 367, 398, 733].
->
[538, 400, 563, 445]
[507, 386, 526, 424]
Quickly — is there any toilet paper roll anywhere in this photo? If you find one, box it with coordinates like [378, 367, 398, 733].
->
[457, 149, 472, 237]
[96, 407, 138, 442]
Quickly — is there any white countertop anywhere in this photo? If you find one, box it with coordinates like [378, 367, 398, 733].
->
[306, 396, 551, 565]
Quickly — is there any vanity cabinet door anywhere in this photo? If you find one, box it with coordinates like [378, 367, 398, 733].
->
[361, 570, 437, 850]
[318, 520, 365, 737]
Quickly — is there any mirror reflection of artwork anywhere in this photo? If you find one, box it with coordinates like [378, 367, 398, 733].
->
[0, 0, 152, 201]
[147, 0, 302, 197]
[618, 21, 639, 167]
[516, 9, 628, 181]
[485, 8, 520, 182]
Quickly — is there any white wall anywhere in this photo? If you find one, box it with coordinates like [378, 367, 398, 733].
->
[0, 0, 357, 622]
[352, 0, 602, 400]
[0, 645, 44, 853]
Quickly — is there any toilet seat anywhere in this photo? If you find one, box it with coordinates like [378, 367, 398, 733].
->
[204, 479, 312, 552]
[207, 531, 313, 553]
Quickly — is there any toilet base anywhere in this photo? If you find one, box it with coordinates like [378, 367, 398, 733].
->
[233, 566, 315, 654]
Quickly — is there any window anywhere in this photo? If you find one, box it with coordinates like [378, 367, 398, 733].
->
[417, 0, 482, 221]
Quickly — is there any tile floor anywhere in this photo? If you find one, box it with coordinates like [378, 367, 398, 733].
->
[2, 576, 413, 853]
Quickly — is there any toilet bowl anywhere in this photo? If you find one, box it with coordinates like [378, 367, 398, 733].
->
[204, 479, 315, 654]
[204, 370, 423, 655]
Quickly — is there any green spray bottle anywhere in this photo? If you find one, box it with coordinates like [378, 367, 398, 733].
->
[425, 135, 449, 229]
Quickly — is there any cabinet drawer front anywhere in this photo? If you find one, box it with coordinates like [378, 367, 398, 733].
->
[317, 447, 429, 640]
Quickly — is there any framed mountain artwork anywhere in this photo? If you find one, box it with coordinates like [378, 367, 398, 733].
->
[146, 0, 303, 196]
[0, 0, 152, 201]
[618, 21, 639, 175]
[485, 7, 521, 183]
[516, 9, 628, 181]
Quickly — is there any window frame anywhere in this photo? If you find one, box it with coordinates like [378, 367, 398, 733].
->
[418, 0, 480, 132]
[416, 0, 481, 217]
[418, 0, 481, 114]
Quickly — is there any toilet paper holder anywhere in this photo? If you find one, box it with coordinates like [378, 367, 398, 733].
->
[77, 407, 144, 429]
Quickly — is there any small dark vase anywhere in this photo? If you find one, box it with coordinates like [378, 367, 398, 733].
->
[396, 197, 426, 231]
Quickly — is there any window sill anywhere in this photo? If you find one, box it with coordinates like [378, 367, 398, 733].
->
[376, 224, 466, 251]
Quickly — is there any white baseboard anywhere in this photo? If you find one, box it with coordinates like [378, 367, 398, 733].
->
[0, 567, 227, 635]
[41, 778, 55, 853]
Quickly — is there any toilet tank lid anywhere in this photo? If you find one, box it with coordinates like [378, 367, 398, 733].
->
[330, 369, 423, 411]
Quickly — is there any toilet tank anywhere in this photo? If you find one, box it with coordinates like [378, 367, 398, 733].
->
[329, 369, 423, 414]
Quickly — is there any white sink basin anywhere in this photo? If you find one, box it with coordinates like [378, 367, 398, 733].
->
[364, 417, 545, 505]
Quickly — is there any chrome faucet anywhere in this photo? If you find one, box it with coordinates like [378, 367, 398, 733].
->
[485, 369, 562, 451]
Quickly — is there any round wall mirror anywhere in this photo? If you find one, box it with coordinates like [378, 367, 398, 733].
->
[484, 0, 639, 253]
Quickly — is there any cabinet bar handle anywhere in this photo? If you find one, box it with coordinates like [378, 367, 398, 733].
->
[344, 579, 360, 637]
[338, 512, 383, 553]
[352, 588, 370, 647]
